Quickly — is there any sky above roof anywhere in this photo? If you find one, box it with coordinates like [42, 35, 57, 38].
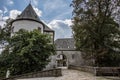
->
[0, 0, 73, 40]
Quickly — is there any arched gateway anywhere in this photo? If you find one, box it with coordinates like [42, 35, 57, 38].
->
[56, 54, 67, 67]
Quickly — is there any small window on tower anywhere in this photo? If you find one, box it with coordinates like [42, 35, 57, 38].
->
[38, 27, 41, 31]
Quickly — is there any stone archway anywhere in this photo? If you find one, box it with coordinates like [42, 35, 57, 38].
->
[56, 54, 67, 67]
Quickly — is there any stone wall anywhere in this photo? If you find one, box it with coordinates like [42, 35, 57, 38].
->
[68, 65, 120, 76]
[2, 69, 62, 80]
[68, 65, 95, 74]
[96, 67, 120, 76]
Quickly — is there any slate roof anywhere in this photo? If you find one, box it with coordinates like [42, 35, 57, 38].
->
[55, 38, 76, 50]
[16, 4, 40, 21]
[14, 4, 54, 32]
[44, 24, 54, 32]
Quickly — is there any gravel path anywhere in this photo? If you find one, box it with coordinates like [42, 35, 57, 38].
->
[54, 69, 118, 80]
[18, 69, 120, 80]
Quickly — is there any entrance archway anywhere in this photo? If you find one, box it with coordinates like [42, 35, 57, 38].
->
[56, 54, 67, 67]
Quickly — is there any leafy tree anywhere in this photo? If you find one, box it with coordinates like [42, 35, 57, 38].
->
[0, 18, 13, 43]
[71, 0, 120, 66]
[0, 47, 9, 78]
[0, 29, 55, 77]
[0, 19, 12, 78]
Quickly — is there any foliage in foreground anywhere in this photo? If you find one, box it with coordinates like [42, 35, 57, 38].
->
[0, 29, 55, 77]
[71, 0, 120, 66]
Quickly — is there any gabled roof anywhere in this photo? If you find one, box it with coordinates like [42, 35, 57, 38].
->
[16, 4, 40, 21]
[55, 38, 76, 50]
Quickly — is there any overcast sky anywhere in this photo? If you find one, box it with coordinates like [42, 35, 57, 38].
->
[0, 0, 73, 40]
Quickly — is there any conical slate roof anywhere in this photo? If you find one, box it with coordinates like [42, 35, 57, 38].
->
[16, 4, 40, 21]
[14, 4, 54, 32]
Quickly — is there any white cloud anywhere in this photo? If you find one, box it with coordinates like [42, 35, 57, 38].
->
[32, 0, 39, 6]
[7, 0, 14, 5]
[9, 10, 21, 19]
[0, 10, 3, 20]
[3, 16, 9, 21]
[0, 10, 3, 14]
[48, 19, 73, 39]
[0, 6, 42, 21]
[0, 7, 8, 20]
[0, 20, 6, 28]
[3, 7, 8, 14]
[33, 7, 42, 17]
[0, 10, 6, 28]
[63, 19, 73, 26]
[0, 7, 8, 21]
[48, 19, 73, 29]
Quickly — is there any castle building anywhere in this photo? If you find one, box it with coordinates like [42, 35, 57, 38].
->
[46, 38, 84, 69]
[9, 4, 54, 43]
[7, 4, 84, 69]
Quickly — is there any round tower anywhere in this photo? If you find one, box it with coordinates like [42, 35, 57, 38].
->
[11, 4, 44, 33]
[10, 4, 54, 43]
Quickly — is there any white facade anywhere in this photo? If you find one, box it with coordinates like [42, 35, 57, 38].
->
[12, 20, 44, 33]
[56, 51, 84, 66]
[46, 50, 84, 69]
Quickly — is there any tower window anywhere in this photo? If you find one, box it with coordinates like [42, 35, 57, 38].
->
[38, 27, 41, 31]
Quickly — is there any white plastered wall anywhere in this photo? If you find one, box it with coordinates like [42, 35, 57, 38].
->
[12, 20, 44, 33]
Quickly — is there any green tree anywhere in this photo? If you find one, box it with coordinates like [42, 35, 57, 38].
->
[0, 29, 55, 77]
[71, 0, 120, 66]
[0, 47, 10, 78]
[0, 19, 12, 78]
[0, 18, 13, 43]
